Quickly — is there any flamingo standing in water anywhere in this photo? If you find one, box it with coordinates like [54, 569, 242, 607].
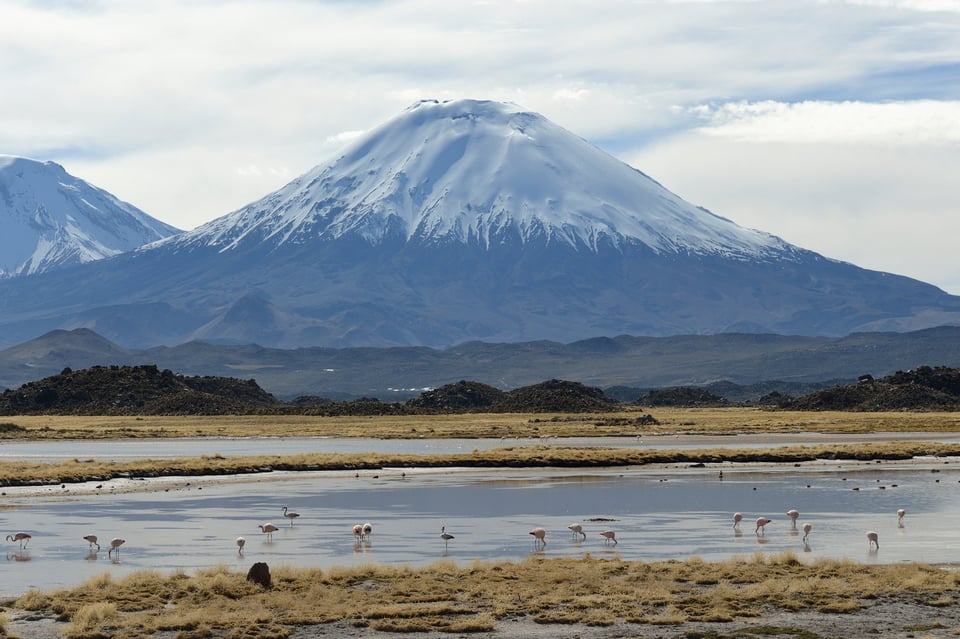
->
[282, 506, 300, 525]
[259, 522, 279, 541]
[362, 523, 373, 540]
[733, 512, 743, 529]
[802, 523, 812, 543]
[529, 527, 546, 547]
[83, 535, 100, 551]
[441, 526, 454, 548]
[897, 508, 906, 524]
[567, 523, 586, 540]
[6, 532, 31, 549]
[755, 517, 772, 535]
[352, 524, 364, 541]
[108, 538, 125, 558]
[867, 531, 879, 549]
[600, 530, 617, 545]
[236, 537, 246, 554]
[786, 509, 800, 529]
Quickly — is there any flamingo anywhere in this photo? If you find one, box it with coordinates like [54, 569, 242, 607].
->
[897, 508, 906, 523]
[6, 532, 31, 549]
[786, 509, 800, 528]
[282, 506, 300, 525]
[236, 537, 246, 554]
[867, 530, 879, 549]
[600, 530, 617, 545]
[83, 534, 100, 551]
[755, 517, 772, 535]
[352, 524, 364, 541]
[529, 527, 546, 547]
[802, 523, 812, 543]
[441, 526, 454, 547]
[567, 523, 586, 539]
[733, 512, 743, 529]
[259, 522, 279, 540]
[362, 522, 373, 540]
[108, 538, 125, 557]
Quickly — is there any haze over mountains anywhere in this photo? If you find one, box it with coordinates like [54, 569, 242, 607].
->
[0, 155, 180, 278]
[1, 99, 959, 350]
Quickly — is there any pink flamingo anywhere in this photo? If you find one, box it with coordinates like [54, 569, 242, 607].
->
[802, 523, 812, 543]
[529, 527, 546, 547]
[755, 517, 772, 535]
[352, 524, 364, 541]
[362, 522, 373, 540]
[897, 508, 906, 524]
[258, 522, 279, 541]
[867, 530, 879, 549]
[83, 534, 100, 551]
[786, 509, 799, 529]
[6, 532, 31, 549]
[236, 537, 246, 554]
[108, 537, 125, 557]
[567, 523, 586, 539]
[733, 512, 743, 529]
[599, 530, 617, 545]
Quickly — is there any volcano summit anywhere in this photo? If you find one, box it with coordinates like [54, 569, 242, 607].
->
[1, 99, 958, 348]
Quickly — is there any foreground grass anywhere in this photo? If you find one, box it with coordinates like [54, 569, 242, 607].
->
[3, 440, 960, 487]
[6, 554, 959, 638]
[4, 408, 960, 441]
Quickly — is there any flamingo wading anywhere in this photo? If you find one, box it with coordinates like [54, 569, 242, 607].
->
[282, 506, 300, 525]
[600, 530, 617, 545]
[529, 527, 546, 547]
[108, 538, 125, 557]
[867, 531, 879, 549]
[259, 523, 279, 541]
[755, 517, 772, 535]
[567, 523, 586, 539]
[6, 532, 31, 549]
[83, 534, 100, 551]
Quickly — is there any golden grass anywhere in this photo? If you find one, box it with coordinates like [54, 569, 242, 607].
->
[1, 439, 960, 487]
[3, 408, 960, 441]
[12, 555, 960, 638]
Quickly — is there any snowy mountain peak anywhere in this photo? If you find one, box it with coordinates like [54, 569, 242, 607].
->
[175, 99, 793, 259]
[0, 155, 181, 278]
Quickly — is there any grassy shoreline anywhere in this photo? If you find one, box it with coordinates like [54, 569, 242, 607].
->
[6, 553, 959, 638]
[2, 441, 960, 488]
[3, 408, 960, 441]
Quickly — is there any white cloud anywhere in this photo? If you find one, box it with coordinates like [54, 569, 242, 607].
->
[689, 100, 960, 145]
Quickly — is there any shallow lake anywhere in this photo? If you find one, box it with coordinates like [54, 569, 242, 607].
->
[2, 457, 959, 598]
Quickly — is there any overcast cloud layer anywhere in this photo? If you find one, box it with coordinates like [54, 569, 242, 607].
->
[2, 0, 959, 293]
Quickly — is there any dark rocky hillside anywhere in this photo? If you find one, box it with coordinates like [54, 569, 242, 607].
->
[0, 364, 281, 415]
[406, 380, 507, 412]
[492, 379, 618, 413]
[780, 365, 960, 411]
[639, 386, 729, 407]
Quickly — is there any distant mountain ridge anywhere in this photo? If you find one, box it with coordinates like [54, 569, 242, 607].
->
[4, 327, 960, 400]
[1, 100, 959, 347]
[0, 155, 180, 278]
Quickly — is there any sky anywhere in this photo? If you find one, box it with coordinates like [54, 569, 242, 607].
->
[2, 0, 959, 293]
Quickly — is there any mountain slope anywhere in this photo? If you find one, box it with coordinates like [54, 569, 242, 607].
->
[0, 100, 959, 348]
[0, 155, 181, 278]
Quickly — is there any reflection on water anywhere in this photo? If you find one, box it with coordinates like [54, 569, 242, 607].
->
[2, 461, 960, 597]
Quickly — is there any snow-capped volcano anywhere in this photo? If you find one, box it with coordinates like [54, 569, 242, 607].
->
[1, 99, 959, 349]
[170, 99, 793, 259]
[0, 155, 180, 278]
